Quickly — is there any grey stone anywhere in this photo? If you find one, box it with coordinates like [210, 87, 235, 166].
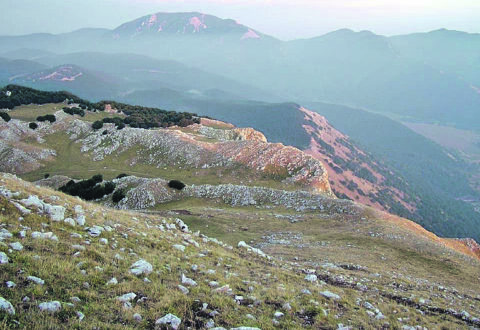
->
[45, 204, 65, 221]
[304, 274, 318, 282]
[64, 218, 76, 226]
[117, 293, 136, 303]
[0, 229, 13, 240]
[155, 313, 181, 329]
[77, 311, 85, 321]
[27, 276, 45, 285]
[274, 311, 284, 318]
[31, 231, 58, 241]
[178, 285, 189, 294]
[38, 301, 62, 313]
[173, 244, 186, 252]
[0, 297, 15, 315]
[181, 273, 197, 286]
[9, 242, 23, 251]
[320, 291, 341, 300]
[20, 195, 44, 210]
[0, 252, 8, 264]
[129, 259, 153, 275]
[87, 226, 103, 237]
[76, 215, 86, 226]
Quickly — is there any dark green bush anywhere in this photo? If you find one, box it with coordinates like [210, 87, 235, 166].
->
[63, 107, 85, 117]
[29, 122, 38, 130]
[116, 173, 129, 179]
[59, 174, 115, 201]
[168, 180, 186, 190]
[37, 114, 56, 123]
[0, 111, 11, 122]
[92, 121, 103, 130]
[112, 189, 126, 203]
[92, 174, 103, 183]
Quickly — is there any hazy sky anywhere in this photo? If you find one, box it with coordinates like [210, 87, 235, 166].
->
[1, 0, 480, 40]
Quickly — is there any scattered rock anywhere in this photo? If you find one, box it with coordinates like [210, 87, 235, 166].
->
[173, 244, 186, 252]
[72, 244, 85, 251]
[31, 231, 58, 241]
[9, 242, 23, 251]
[64, 218, 76, 226]
[71, 297, 81, 303]
[0, 229, 13, 240]
[181, 273, 197, 286]
[86, 226, 104, 237]
[320, 291, 341, 300]
[38, 301, 62, 313]
[238, 241, 270, 259]
[27, 276, 45, 285]
[117, 293, 136, 303]
[304, 274, 318, 282]
[129, 259, 153, 275]
[20, 195, 44, 210]
[76, 311, 85, 321]
[76, 215, 86, 226]
[274, 311, 284, 318]
[0, 252, 8, 264]
[155, 313, 181, 329]
[0, 297, 15, 315]
[45, 204, 65, 222]
[178, 285, 189, 294]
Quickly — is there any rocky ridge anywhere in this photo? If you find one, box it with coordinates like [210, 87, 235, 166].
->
[0, 109, 332, 195]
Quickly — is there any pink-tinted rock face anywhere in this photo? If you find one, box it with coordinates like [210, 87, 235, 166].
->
[299, 107, 416, 213]
[241, 29, 261, 40]
[189, 16, 207, 32]
[147, 14, 157, 27]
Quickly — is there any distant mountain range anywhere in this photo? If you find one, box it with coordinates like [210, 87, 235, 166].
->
[2, 13, 480, 129]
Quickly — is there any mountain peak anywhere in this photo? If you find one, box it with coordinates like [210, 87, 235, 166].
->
[112, 12, 265, 41]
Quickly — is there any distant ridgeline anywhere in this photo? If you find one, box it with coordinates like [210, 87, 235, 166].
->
[0, 85, 200, 128]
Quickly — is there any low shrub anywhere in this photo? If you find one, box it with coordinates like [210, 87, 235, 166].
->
[0, 111, 11, 122]
[92, 121, 103, 130]
[37, 114, 56, 123]
[168, 180, 186, 190]
[59, 174, 115, 201]
[112, 189, 126, 203]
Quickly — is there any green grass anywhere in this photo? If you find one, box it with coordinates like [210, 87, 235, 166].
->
[83, 111, 126, 123]
[20, 131, 301, 192]
[1, 172, 479, 329]
[9, 103, 64, 122]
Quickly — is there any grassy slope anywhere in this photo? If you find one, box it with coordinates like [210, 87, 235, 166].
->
[20, 129, 295, 192]
[0, 175, 479, 329]
[9, 104, 124, 123]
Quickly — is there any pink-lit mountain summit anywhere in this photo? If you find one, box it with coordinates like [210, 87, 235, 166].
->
[112, 12, 264, 40]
